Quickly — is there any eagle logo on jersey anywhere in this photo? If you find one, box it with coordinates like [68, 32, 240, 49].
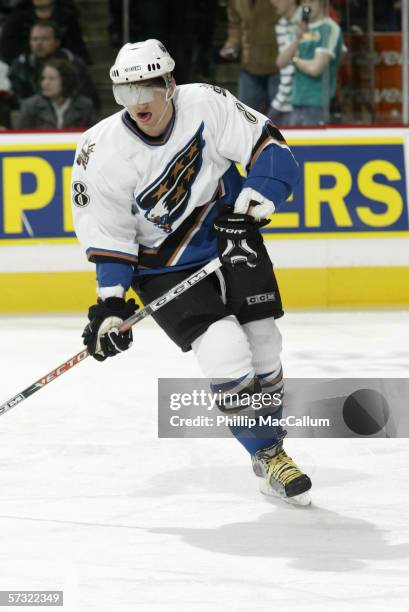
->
[76, 139, 95, 170]
[135, 123, 205, 233]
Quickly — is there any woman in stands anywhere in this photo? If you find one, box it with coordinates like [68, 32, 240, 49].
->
[17, 57, 96, 130]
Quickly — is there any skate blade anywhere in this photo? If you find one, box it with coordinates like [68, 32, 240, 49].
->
[258, 478, 311, 507]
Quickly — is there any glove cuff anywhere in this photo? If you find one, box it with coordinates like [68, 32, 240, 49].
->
[101, 297, 128, 312]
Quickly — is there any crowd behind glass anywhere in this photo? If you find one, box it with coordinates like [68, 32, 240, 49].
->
[0, 0, 404, 130]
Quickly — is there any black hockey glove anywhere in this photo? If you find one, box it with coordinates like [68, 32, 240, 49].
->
[82, 297, 138, 362]
[214, 213, 269, 270]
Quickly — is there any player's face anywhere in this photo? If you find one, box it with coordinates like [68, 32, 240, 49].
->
[126, 82, 175, 136]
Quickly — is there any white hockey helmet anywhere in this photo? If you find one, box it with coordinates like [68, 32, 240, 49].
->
[110, 39, 175, 107]
[110, 39, 175, 84]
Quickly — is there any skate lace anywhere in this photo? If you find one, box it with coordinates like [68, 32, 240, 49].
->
[267, 450, 303, 486]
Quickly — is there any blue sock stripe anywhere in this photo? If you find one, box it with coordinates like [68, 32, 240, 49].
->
[210, 372, 252, 393]
[211, 376, 259, 411]
[257, 370, 276, 379]
[258, 367, 283, 382]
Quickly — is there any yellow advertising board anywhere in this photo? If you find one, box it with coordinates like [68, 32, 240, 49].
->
[0, 129, 408, 312]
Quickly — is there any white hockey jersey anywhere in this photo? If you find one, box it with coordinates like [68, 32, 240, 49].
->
[71, 83, 297, 279]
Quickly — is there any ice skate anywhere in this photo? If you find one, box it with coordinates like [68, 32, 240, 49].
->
[252, 441, 312, 506]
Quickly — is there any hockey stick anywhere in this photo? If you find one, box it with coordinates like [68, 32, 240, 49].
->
[0, 258, 222, 417]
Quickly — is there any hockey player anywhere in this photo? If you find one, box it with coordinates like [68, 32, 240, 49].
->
[71, 39, 312, 505]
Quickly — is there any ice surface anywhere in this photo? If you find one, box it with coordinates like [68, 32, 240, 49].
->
[0, 311, 408, 611]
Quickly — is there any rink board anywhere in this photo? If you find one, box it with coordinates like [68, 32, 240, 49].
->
[0, 129, 409, 312]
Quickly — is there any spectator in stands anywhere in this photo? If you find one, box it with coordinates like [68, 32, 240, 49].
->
[277, 0, 343, 125]
[219, 0, 279, 114]
[17, 57, 95, 129]
[268, 0, 302, 125]
[0, 0, 90, 65]
[9, 20, 99, 111]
